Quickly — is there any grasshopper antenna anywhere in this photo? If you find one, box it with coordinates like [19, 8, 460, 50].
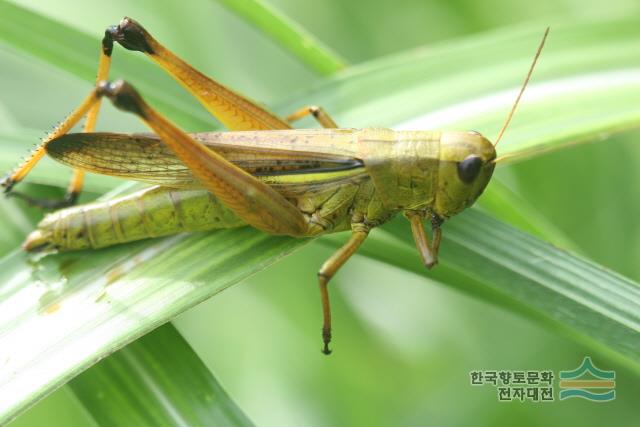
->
[494, 27, 549, 148]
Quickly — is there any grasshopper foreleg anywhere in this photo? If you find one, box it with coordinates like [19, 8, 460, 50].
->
[405, 210, 442, 269]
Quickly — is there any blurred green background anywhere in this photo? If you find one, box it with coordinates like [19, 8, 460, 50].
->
[1, 0, 639, 426]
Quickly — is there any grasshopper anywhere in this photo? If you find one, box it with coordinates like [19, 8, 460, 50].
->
[1, 18, 547, 354]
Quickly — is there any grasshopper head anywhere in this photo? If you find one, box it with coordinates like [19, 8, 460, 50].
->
[433, 131, 496, 218]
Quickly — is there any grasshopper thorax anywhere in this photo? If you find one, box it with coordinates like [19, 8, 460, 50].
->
[359, 129, 495, 219]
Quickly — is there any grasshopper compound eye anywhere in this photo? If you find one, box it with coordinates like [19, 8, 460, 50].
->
[457, 154, 483, 183]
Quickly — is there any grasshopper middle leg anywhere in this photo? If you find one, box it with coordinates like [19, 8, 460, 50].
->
[318, 225, 369, 354]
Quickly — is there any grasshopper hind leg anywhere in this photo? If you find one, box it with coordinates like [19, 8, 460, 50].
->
[4, 15, 301, 208]
[6, 189, 79, 210]
[2, 33, 112, 208]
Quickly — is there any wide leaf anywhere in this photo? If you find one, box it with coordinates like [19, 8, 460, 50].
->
[68, 323, 255, 427]
[1, 15, 639, 424]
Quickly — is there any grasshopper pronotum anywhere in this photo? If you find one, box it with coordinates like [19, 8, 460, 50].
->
[1, 18, 547, 354]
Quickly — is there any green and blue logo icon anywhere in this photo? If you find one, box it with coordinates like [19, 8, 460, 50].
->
[559, 357, 615, 402]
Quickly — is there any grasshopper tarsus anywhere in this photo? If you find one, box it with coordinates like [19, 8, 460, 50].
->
[424, 259, 437, 270]
[63, 191, 80, 206]
[8, 190, 78, 210]
[1, 175, 15, 193]
[322, 333, 333, 356]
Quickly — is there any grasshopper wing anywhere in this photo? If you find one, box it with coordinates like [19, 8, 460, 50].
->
[46, 132, 367, 192]
[46, 132, 198, 188]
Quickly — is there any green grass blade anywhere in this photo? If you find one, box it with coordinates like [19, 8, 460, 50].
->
[68, 324, 254, 427]
[215, 0, 346, 75]
[0, 230, 307, 424]
[1, 17, 640, 423]
[278, 21, 640, 160]
[477, 178, 582, 253]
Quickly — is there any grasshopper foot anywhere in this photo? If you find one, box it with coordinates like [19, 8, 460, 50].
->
[8, 190, 78, 210]
[322, 328, 332, 355]
[1, 174, 15, 193]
